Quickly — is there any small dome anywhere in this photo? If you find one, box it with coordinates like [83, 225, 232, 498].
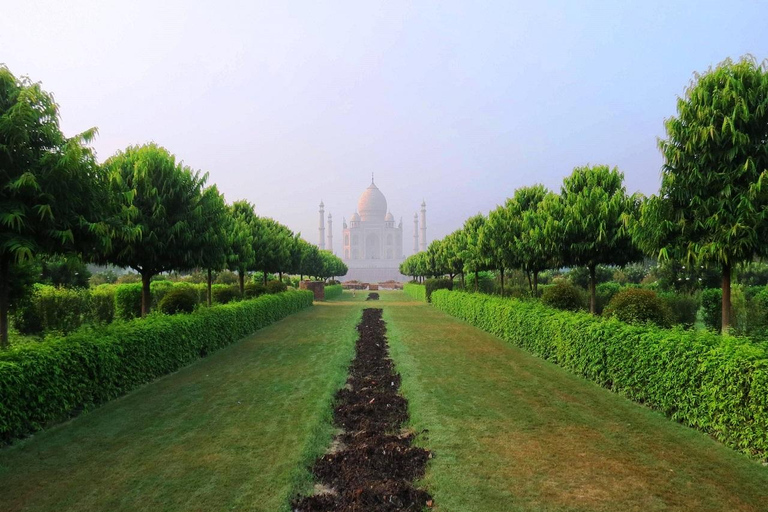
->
[385, 212, 394, 222]
[357, 182, 388, 222]
[350, 212, 360, 222]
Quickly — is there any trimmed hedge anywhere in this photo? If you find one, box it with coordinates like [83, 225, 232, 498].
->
[0, 290, 314, 443]
[430, 289, 768, 459]
[325, 284, 342, 300]
[425, 278, 453, 302]
[603, 288, 671, 327]
[403, 283, 426, 302]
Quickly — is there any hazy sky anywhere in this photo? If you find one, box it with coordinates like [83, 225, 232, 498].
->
[2, 1, 766, 255]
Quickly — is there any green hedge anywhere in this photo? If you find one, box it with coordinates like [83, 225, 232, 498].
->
[0, 290, 314, 443]
[325, 284, 342, 300]
[403, 283, 426, 302]
[430, 289, 768, 459]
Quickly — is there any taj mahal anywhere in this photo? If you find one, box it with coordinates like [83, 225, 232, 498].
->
[318, 177, 427, 282]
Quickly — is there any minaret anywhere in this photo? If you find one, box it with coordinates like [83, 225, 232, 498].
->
[419, 200, 427, 252]
[413, 213, 419, 253]
[327, 213, 333, 254]
[318, 201, 325, 250]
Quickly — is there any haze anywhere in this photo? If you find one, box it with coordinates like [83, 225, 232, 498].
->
[2, 0, 765, 255]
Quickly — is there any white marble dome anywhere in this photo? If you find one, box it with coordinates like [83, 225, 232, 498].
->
[384, 211, 395, 222]
[350, 211, 360, 222]
[357, 182, 388, 222]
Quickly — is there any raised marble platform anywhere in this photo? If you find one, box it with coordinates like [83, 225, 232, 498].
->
[340, 267, 408, 283]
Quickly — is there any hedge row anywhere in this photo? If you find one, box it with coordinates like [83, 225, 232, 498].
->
[325, 284, 343, 300]
[0, 290, 314, 443]
[403, 283, 426, 302]
[430, 289, 768, 459]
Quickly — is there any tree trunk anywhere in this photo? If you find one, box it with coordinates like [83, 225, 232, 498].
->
[500, 268, 505, 297]
[141, 271, 152, 317]
[263, 270, 268, 285]
[238, 270, 245, 296]
[588, 265, 597, 315]
[0, 255, 10, 349]
[526, 271, 532, 293]
[279, 271, 283, 282]
[207, 268, 213, 307]
[722, 263, 731, 334]
[474, 270, 479, 292]
[460, 272, 465, 288]
[533, 271, 539, 297]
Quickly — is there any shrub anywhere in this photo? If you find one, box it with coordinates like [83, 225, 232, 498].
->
[158, 285, 199, 314]
[212, 284, 241, 304]
[425, 278, 452, 302]
[596, 282, 622, 314]
[658, 292, 699, 329]
[12, 285, 91, 335]
[91, 284, 116, 324]
[540, 281, 586, 312]
[603, 288, 672, 327]
[0, 290, 314, 443]
[115, 283, 143, 320]
[214, 270, 239, 285]
[566, 265, 613, 289]
[702, 286, 747, 332]
[116, 273, 141, 284]
[244, 282, 267, 299]
[430, 289, 768, 459]
[403, 283, 426, 301]
[325, 284, 342, 300]
[149, 280, 175, 309]
[265, 280, 287, 294]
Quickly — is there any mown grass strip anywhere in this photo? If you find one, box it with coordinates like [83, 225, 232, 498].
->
[0, 300, 361, 512]
[384, 291, 768, 512]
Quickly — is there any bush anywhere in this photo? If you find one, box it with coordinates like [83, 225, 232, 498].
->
[115, 283, 143, 320]
[12, 285, 91, 335]
[404, 283, 426, 301]
[325, 284, 342, 300]
[265, 280, 287, 294]
[566, 265, 613, 289]
[603, 288, 672, 327]
[701, 286, 748, 332]
[158, 285, 198, 314]
[425, 278, 452, 302]
[430, 289, 768, 459]
[212, 284, 241, 304]
[541, 281, 586, 312]
[596, 282, 622, 314]
[244, 282, 267, 299]
[149, 280, 174, 309]
[0, 290, 314, 443]
[658, 292, 699, 329]
[91, 284, 116, 325]
[214, 270, 239, 285]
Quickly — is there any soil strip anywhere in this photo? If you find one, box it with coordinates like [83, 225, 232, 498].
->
[367, 293, 380, 301]
[293, 308, 432, 511]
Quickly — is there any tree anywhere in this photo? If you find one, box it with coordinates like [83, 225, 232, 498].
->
[480, 205, 516, 296]
[194, 185, 228, 306]
[636, 56, 768, 333]
[227, 200, 257, 294]
[0, 66, 110, 346]
[101, 143, 211, 316]
[252, 217, 293, 284]
[459, 214, 487, 291]
[558, 165, 642, 314]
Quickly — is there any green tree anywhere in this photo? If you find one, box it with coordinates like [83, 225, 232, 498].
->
[636, 57, 768, 332]
[227, 200, 257, 294]
[101, 143, 211, 316]
[0, 66, 110, 346]
[480, 205, 516, 296]
[194, 185, 228, 306]
[559, 165, 642, 313]
[460, 214, 488, 291]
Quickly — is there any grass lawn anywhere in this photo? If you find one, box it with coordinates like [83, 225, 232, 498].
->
[0, 296, 362, 512]
[380, 291, 768, 512]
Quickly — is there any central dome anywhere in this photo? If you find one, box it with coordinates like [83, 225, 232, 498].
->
[357, 182, 388, 222]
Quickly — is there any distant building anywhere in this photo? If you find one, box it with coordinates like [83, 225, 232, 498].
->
[318, 177, 427, 282]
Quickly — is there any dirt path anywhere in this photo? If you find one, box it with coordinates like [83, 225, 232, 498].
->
[294, 308, 432, 511]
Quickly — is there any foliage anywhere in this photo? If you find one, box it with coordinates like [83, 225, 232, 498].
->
[603, 288, 672, 327]
[11, 285, 91, 335]
[736, 262, 768, 287]
[540, 281, 586, 312]
[157, 285, 199, 314]
[214, 270, 239, 285]
[0, 66, 110, 346]
[149, 280, 174, 309]
[212, 284, 240, 304]
[649, 259, 720, 292]
[403, 283, 426, 302]
[425, 278, 453, 302]
[324, 284, 342, 300]
[430, 289, 768, 459]
[244, 282, 267, 299]
[567, 265, 614, 289]
[0, 290, 314, 442]
[595, 281, 622, 314]
[91, 284, 116, 324]
[115, 283, 143, 320]
[39, 255, 91, 288]
[89, 268, 119, 286]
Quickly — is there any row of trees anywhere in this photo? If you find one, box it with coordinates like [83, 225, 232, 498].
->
[0, 66, 345, 347]
[402, 56, 768, 334]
